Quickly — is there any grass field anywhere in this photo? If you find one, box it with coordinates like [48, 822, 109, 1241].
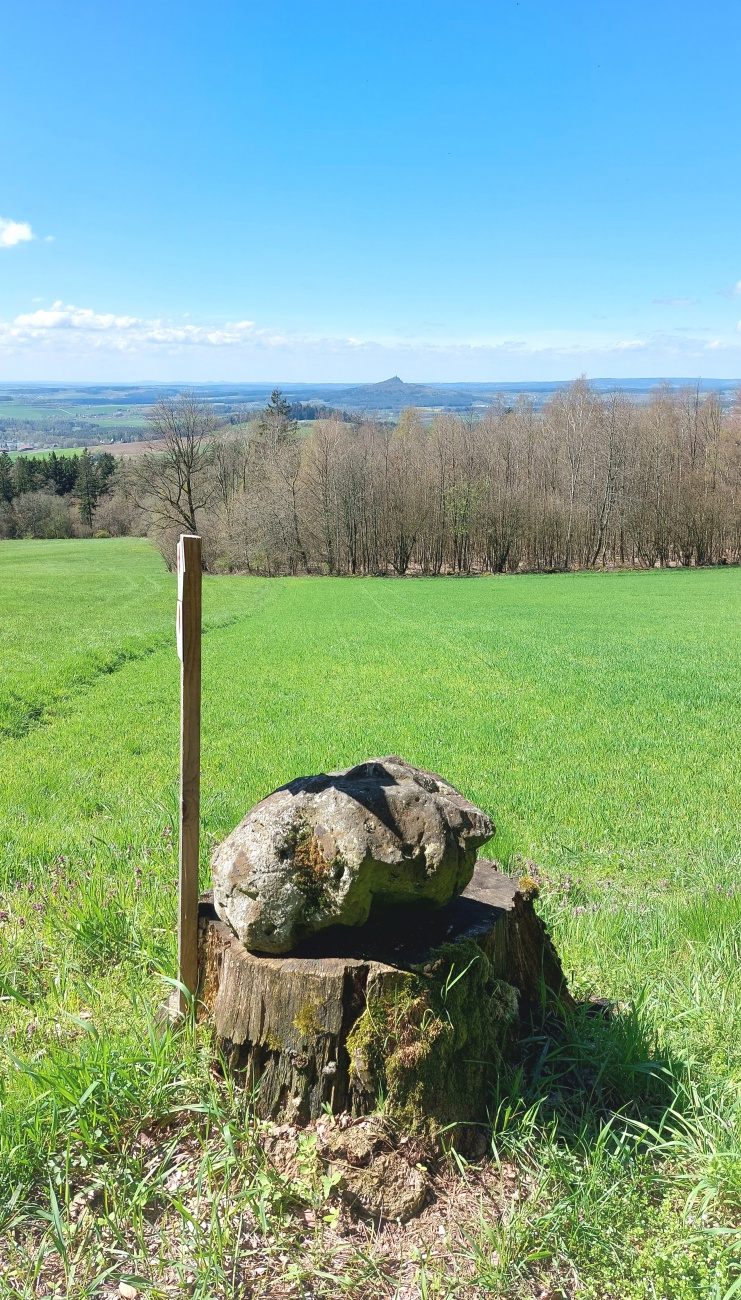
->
[0, 402, 147, 426]
[1, 539, 740, 1297]
[5, 449, 84, 461]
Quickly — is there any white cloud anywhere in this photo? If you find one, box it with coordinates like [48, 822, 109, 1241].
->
[0, 217, 35, 248]
[1, 299, 740, 381]
[3, 302, 259, 350]
[14, 302, 139, 331]
[653, 297, 699, 307]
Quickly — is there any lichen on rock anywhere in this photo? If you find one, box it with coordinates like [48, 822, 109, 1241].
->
[211, 756, 494, 953]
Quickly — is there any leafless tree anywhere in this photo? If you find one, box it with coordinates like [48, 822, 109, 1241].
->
[135, 394, 219, 558]
[109, 380, 741, 576]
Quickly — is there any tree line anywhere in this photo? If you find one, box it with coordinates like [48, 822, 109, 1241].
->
[4, 380, 740, 571]
[126, 381, 740, 575]
[0, 449, 117, 537]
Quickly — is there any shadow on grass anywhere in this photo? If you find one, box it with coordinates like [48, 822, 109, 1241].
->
[497, 992, 681, 1138]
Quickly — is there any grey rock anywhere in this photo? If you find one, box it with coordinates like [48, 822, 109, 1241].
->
[211, 756, 494, 954]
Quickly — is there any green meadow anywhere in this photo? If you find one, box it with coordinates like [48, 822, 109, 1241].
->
[5, 448, 84, 462]
[0, 401, 146, 425]
[1, 539, 740, 1297]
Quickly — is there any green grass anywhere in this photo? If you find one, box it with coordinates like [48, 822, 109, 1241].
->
[1, 539, 740, 1296]
[6, 448, 85, 461]
[0, 540, 248, 741]
[1, 401, 146, 425]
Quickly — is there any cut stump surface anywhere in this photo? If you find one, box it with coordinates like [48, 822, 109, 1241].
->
[198, 861, 569, 1126]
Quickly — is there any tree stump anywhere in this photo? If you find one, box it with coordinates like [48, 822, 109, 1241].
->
[197, 860, 570, 1130]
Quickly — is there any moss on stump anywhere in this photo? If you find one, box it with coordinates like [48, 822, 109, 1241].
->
[197, 861, 570, 1131]
[346, 939, 520, 1132]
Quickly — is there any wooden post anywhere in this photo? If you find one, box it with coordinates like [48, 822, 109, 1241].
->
[177, 534, 202, 1013]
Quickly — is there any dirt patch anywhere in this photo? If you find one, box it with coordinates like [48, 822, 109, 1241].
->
[88, 439, 167, 456]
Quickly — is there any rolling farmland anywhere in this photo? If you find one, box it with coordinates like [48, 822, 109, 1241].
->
[1, 540, 740, 1296]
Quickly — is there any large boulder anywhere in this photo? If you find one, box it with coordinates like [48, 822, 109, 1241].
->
[211, 756, 494, 954]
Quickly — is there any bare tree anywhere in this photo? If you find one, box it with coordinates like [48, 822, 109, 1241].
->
[135, 394, 219, 544]
[106, 379, 741, 575]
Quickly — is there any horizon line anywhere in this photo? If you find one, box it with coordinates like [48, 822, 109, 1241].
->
[0, 375, 740, 387]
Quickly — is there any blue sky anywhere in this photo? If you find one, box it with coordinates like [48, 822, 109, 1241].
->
[1, 0, 740, 382]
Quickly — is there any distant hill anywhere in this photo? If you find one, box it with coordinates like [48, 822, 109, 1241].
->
[332, 376, 475, 410]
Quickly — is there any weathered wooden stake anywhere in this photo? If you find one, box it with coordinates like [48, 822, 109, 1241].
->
[177, 534, 202, 1013]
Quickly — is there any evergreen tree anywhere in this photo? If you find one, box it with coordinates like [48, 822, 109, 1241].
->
[13, 457, 34, 495]
[59, 453, 80, 494]
[46, 449, 78, 493]
[75, 450, 98, 527]
[256, 389, 298, 451]
[46, 450, 59, 489]
[46, 450, 77, 495]
[95, 451, 117, 489]
[0, 451, 13, 502]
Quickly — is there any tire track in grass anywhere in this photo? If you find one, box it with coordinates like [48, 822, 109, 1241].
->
[0, 587, 275, 741]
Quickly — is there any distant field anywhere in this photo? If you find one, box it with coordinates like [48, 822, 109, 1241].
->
[6, 441, 161, 459]
[0, 400, 147, 426]
[88, 436, 165, 455]
[5, 446, 84, 460]
[1, 541, 740, 1295]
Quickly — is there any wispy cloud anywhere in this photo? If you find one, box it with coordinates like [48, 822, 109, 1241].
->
[0, 217, 35, 248]
[653, 297, 699, 307]
[1, 300, 740, 381]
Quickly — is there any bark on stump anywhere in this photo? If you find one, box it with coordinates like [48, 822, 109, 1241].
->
[197, 861, 569, 1128]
